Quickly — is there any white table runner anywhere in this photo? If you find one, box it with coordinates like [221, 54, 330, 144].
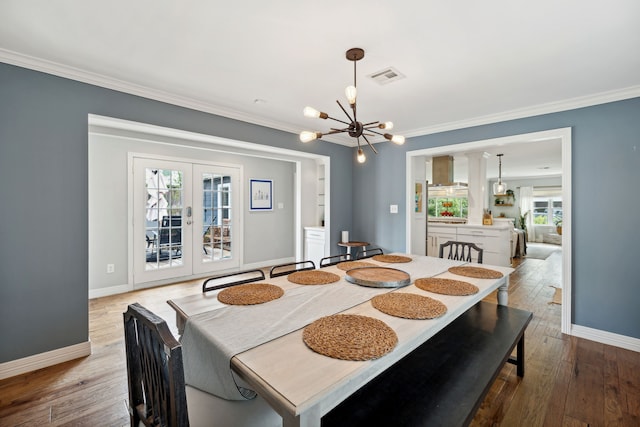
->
[181, 255, 463, 400]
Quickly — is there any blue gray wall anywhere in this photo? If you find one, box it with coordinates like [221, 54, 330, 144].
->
[0, 62, 353, 363]
[352, 97, 640, 339]
[1, 61, 639, 364]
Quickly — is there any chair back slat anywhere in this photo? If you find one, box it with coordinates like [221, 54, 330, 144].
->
[269, 260, 316, 278]
[319, 253, 352, 267]
[124, 303, 190, 427]
[202, 269, 266, 293]
[438, 241, 484, 264]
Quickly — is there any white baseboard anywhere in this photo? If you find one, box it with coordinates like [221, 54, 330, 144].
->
[89, 258, 295, 299]
[89, 284, 133, 299]
[570, 324, 640, 352]
[0, 341, 92, 380]
[243, 257, 295, 271]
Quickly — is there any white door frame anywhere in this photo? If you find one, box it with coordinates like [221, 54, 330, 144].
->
[404, 127, 572, 335]
[90, 114, 330, 293]
[130, 154, 243, 286]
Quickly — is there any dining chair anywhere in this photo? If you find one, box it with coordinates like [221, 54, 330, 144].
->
[202, 269, 266, 293]
[319, 253, 352, 267]
[123, 303, 281, 427]
[354, 247, 383, 260]
[269, 260, 315, 278]
[439, 240, 484, 264]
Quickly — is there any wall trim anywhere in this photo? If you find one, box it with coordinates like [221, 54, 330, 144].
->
[0, 341, 91, 380]
[88, 257, 296, 299]
[570, 324, 640, 353]
[4, 48, 640, 146]
[243, 257, 295, 272]
[89, 284, 133, 299]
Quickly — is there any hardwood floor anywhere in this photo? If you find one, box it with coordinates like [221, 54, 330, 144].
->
[1, 249, 638, 426]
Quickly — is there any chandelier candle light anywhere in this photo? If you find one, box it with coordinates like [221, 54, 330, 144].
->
[493, 153, 507, 195]
[300, 48, 405, 163]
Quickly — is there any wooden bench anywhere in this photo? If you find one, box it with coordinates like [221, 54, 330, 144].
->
[322, 301, 533, 427]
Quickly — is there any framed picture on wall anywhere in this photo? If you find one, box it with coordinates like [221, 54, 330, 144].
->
[250, 179, 273, 211]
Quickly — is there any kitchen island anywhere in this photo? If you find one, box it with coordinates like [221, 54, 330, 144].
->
[427, 221, 513, 266]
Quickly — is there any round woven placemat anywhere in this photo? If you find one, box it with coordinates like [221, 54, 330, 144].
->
[336, 261, 377, 271]
[448, 266, 504, 279]
[287, 270, 340, 285]
[217, 283, 284, 305]
[372, 254, 412, 263]
[302, 314, 398, 361]
[415, 277, 479, 296]
[371, 293, 447, 319]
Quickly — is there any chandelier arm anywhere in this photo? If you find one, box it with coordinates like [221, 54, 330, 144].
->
[362, 134, 379, 154]
[325, 115, 352, 126]
[324, 128, 350, 135]
[366, 128, 385, 137]
[362, 121, 380, 128]
[336, 100, 354, 123]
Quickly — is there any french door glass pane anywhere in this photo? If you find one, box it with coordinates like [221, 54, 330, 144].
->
[201, 173, 233, 263]
[145, 168, 184, 270]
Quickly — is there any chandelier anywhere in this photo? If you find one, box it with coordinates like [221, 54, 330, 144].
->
[493, 154, 508, 195]
[299, 48, 405, 163]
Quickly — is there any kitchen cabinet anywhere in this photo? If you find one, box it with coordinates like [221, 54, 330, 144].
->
[304, 227, 325, 267]
[427, 224, 511, 266]
[426, 225, 457, 257]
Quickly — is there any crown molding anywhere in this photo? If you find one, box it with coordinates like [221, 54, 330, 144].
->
[0, 48, 304, 136]
[3, 48, 639, 145]
[403, 85, 640, 139]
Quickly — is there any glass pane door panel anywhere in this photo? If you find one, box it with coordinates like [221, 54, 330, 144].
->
[144, 168, 185, 270]
[134, 158, 192, 285]
[194, 165, 239, 274]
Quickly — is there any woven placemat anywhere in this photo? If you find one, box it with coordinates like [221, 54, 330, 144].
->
[415, 277, 479, 296]
[371, 293, 447, 319]
[448, 266, 504, 279]
[302, 314, 398, 361]
[217, 283, 284, 305]
[372, 254, 412, 263]
[336, 261, 377, 271]
[288, 270, 340, 285]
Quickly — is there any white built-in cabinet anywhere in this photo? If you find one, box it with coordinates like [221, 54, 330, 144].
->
[427, 224, 511, 266]
[426, 225, 457, 257]
[304, 227, 325, 267]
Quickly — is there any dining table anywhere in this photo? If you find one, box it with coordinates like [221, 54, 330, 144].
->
[167, 254, 513, 427]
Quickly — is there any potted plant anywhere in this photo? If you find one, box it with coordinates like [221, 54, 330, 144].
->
[554, 216, 563, 235]
[506, 189, 515, 201]
[518, 210, 529, 232]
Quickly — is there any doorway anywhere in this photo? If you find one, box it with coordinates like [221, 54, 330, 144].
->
[133, 157, 241, 285]
[404, 127, 572, 334]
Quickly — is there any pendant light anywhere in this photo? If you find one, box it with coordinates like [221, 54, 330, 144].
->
[493, 153, 507, 195]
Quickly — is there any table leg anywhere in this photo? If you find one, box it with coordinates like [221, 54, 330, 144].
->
[497, 276, 509, 306]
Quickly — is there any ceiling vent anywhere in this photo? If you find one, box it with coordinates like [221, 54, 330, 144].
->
[368, 67, 405, 85]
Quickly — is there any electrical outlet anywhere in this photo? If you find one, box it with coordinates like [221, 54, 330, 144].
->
[390, 204, 398, 214]
[107, 264, 115, 274]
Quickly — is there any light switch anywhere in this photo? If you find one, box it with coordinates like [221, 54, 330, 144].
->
[278, 202, 284, 209]
[390, 204, 398, 213]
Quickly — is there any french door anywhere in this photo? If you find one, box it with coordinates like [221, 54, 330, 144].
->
[133, 157, 240, 285]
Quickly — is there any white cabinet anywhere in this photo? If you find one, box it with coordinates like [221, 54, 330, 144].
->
[426, 224, 511, 266]
[456, 226, 510, 266]
[304, 227, 325, 267]
[426, 225, 457, 257]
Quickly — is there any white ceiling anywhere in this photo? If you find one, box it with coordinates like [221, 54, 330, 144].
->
[1, 0, 639, 179]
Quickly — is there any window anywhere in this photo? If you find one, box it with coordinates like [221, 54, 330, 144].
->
[428, 196, 468, 218]
[532, 187, 562, 225]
